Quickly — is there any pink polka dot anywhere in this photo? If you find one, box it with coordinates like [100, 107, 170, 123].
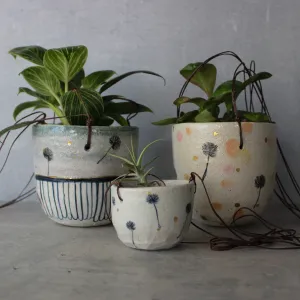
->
[177, 131, 183, 142]
[223, 164, 235, 175]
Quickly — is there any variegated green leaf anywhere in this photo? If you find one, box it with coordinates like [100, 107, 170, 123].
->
[9, 46, 47, 66]
[152, 117, 177, 125]
[20, 66, 61, 100]
[13, 100, 44, 120]
[61, 88, 104, 125]
[43, 46, 88, 84]
[82, 70, 116, 89]
[18, 87, 51, 101]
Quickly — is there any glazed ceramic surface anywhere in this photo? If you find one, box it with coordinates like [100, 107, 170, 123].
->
[111, 180, 195, 250]
[172, 123, 277, 226]
[33, 124, 138, 227]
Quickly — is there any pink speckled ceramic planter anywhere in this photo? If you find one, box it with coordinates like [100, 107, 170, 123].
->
[172, 122, 277, 226]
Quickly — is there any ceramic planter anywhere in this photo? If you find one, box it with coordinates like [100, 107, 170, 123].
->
[111, 180, 195, 250]
[172, 122, 277, 226]
[33, 124, 138, 227]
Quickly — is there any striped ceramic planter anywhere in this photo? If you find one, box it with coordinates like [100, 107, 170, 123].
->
[33, 124, 138, 227]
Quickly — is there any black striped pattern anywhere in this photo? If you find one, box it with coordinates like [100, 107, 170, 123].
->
[36, 177, 112, 223]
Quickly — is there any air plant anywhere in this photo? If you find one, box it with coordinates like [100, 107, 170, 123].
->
[109, 139, 162, 187]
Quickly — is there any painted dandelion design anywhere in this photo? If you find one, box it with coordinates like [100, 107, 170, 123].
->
[43, 147, 53, 176]
[253, 175, 266, 208]
[112, 196, 116, 206]
[97, 135, 121, 164]
[177, 203, 192, 239]
[126, 221, 137, 248]
[202, 142, 218, 180]
[146, 193, 161, 230]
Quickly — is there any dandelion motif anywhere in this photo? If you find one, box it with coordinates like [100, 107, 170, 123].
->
[253, 175, 266, 208]
[43, 147, 53, 176]
[112, 196, 116, 206]
[126, 220, 136, 248]
[97, 135, 122, 164]
[201, 142, 218, 180]
[146, 193, 161, 230]
[109, 135, 121, 150]
[177, 202, 192, 239]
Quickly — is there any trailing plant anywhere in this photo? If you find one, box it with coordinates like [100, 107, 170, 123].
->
[5, 45, 164, 134]
[109, 139, 162, 187]
[153, 57, 272, 125]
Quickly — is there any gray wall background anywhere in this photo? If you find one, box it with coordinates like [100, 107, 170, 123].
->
[0, 0, 299, 201]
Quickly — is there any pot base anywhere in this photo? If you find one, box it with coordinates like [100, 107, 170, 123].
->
[49, 217, 111, 227]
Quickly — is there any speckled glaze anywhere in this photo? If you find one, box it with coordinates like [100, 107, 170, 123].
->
[172, 122, 277, 226]
[111, 180, 195, 250]
[32, 124, 139, 227]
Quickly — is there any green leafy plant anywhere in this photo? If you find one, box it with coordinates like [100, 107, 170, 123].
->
[109, 139, 161, 187]
[8, 45, 165, 129]
[153, 61, 272, 125]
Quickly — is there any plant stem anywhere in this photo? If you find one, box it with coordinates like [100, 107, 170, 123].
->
[253, 188, 261, 208]
[202, 156, 210, 180]
[65, 81, 68, 94]
[153, 204, 161, 230]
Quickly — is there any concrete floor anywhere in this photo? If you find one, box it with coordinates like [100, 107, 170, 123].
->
[1, 201, 300, 300]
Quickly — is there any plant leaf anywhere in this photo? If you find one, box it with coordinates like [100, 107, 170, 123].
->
[20, 66, 61, 99]
[242, 72, 272, 89]
[180, 62, 217, 97]
[104, 101, 152, 115]
[44, 46, 88, 83]
[242, 112, 270, 122]
[82, 70, 116, 89]
[177, 110, 199, 123]
[213, 80, 244, 98]
[106, 114, 129, 126]
[173, 96, 206, 108]
[108, 153, 135, 167]
[18, 87, 51, 101]
[195, 109, 216, 122]
[94, 116, 114, 126]
[136, 139, 162, 168]
[0, 121, 38, 137]
[61, 88, 104, 125]
[152, 117, 177, 125]
[9, 46, 47, 65]
[13, 100, 44, 120]
[69, 69, 85, 89]
[100, 71, 166, 93]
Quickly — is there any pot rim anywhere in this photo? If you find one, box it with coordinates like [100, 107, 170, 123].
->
[112, 180, 193, 191]
[33, 124, 138, 131]
[173, 121, 276, 126]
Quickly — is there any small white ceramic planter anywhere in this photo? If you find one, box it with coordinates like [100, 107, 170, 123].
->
[33, 124, 138, 227]
[172, 122, 277, 226]
[111, 180, 195, 250]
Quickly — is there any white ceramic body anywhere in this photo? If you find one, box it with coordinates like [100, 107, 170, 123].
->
[111, 180, 195, 250]
[33, 124, 139, 227]
[172, 122, 277, 226]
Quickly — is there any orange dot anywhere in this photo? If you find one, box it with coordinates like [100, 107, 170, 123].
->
[212, 202, 223, 211]
[174, 216, 178, 223]
[226, 139, 240, 157]
[242, 122, 253, 133]
[234, 209, 244, 220]
[184, 173, 190, 180]
[192, 155, 198, 161]
[186, 128, 192, 135]
[220, 179, 234, 188]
